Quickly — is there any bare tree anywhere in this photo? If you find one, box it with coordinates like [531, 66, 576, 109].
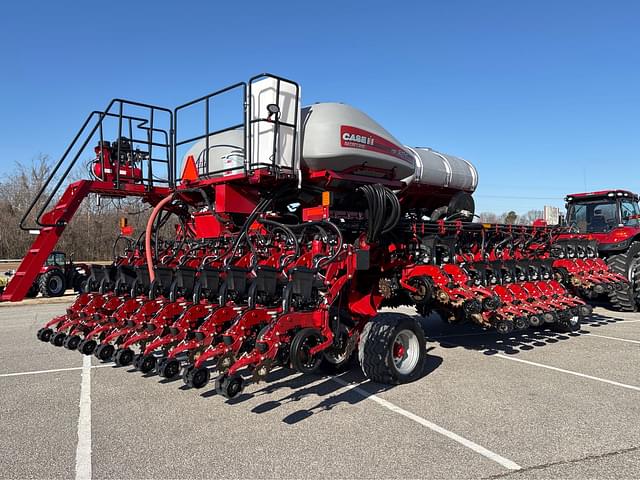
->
[0, 155, 152, 261]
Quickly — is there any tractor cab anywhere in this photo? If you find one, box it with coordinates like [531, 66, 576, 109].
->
[565, 190, 640, 251]
[45, 251, 68, 268]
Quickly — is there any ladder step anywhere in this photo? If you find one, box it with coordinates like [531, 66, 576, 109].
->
[15, 272, 26, 276]
[29, 249, 39, 254]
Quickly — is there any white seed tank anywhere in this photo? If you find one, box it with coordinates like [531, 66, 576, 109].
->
[181, 101, 478, 193]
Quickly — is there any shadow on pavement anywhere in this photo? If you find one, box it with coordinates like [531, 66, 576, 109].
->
[419, 311, 628, 356]
[210, 346, 443, 423]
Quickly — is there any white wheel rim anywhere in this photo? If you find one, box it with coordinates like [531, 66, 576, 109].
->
[392, 329, 420, 375]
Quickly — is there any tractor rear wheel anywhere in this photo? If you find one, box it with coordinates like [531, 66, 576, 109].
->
[25, 283, 39, 298]
[358, 312, 426, 384]
[606, 242, 640, 312]
[39, 270, 66, 297]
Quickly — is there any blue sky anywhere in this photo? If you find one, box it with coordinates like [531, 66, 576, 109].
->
[1, 0, 638, 215]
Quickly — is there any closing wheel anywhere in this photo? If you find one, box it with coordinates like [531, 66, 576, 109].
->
[290, 328, 323, 374]
[319, 325, 355, 374]
[553, 313, 581, 333]
[513, 317, 529, 330]
[494, 320, 514, 335]
[137, 355, 156, 374]
[215, 374, 244, 399]
[160, 358, 181, 379]
[50, 331, 66, 347]
[114, 348, 134, 367]
[133, 354, 144, 370]
[94, 343, 114, 361]
[185, 366, 210, 389]
[37, 328, 53, 342]
[528, 315, 544, 328]
[63, 334, 82, 351]
[579, 304, 593, 317]
[79, 339, 97, 355]
[358, 312, 426, 384]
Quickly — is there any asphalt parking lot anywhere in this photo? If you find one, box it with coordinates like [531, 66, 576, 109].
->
[0, 301, 638, 479]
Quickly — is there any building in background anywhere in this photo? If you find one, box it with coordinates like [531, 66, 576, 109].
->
[543, 205, 560, 225]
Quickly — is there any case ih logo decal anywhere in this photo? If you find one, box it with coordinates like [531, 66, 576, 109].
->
[340, 125, 413, 163]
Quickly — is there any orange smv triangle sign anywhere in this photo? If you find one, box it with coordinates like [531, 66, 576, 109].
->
[181, 155, 199, 182]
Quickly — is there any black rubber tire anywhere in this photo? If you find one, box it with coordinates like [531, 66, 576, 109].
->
[358, 312, 426, 384]
[289, 328, 323, 374]
[606, 242, 640, 312]
[50, 331, 66, 347]
[25, 283, 39, 298]
[37, 327, 53, 342]
[185, 366, 210, 389]
[39, 270, 66, 297]
[94, 343, 114, 361]
[138, 355, 156, 374]
[318, 324, 355, 374]
[63, 334, 82, 350]
[132, 354, 143, 369]
[114, 348, 134, 367]
[215, 374, 244, 399]
[552, 313, 582, 333]
[160, 358, 181, 379]
[79, 339, 97, 355]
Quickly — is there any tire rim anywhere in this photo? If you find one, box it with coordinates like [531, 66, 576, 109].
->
[49, 276, 63, 295]
[392, 329, 420, 375]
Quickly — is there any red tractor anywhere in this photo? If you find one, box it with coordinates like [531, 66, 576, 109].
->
[565, 190, 640, 310]
[25, 251, 89, 298]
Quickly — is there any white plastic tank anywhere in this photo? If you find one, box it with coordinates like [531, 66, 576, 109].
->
[183, 128, 245, 176]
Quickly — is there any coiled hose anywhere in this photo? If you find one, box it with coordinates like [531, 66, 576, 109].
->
[358, 184, 401, 242]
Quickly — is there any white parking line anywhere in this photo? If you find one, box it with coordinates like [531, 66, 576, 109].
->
[0, 364, 112, 378]
[581, 333, 640, 345]
[494, 355, 640, 392]
[330, 376, 521, 471]
[75, 355, 92, 480]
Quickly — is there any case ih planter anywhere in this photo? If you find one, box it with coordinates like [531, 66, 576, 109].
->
[9, 74, 626, 397]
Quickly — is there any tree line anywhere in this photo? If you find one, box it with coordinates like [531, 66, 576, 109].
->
[0, 155, 152, 261]
[476, 210, 547, 225]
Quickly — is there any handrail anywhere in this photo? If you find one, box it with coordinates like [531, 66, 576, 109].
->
[20, 99, 174, 231]
[20, 73, 301, 231]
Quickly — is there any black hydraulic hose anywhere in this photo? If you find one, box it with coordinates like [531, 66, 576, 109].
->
[358, 184, 401, 242]
[256, 218, 300, 269]
[314, 220, 344, 268]
[178, 187, 230, 227]
[381, 187, 401, 234]
[223, 197, 272, 267]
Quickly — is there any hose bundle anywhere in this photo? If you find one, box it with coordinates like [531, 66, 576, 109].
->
[358, 184, 401, 242]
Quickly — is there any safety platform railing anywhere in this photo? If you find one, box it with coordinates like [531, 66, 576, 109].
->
[20, 99, 174, 230]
